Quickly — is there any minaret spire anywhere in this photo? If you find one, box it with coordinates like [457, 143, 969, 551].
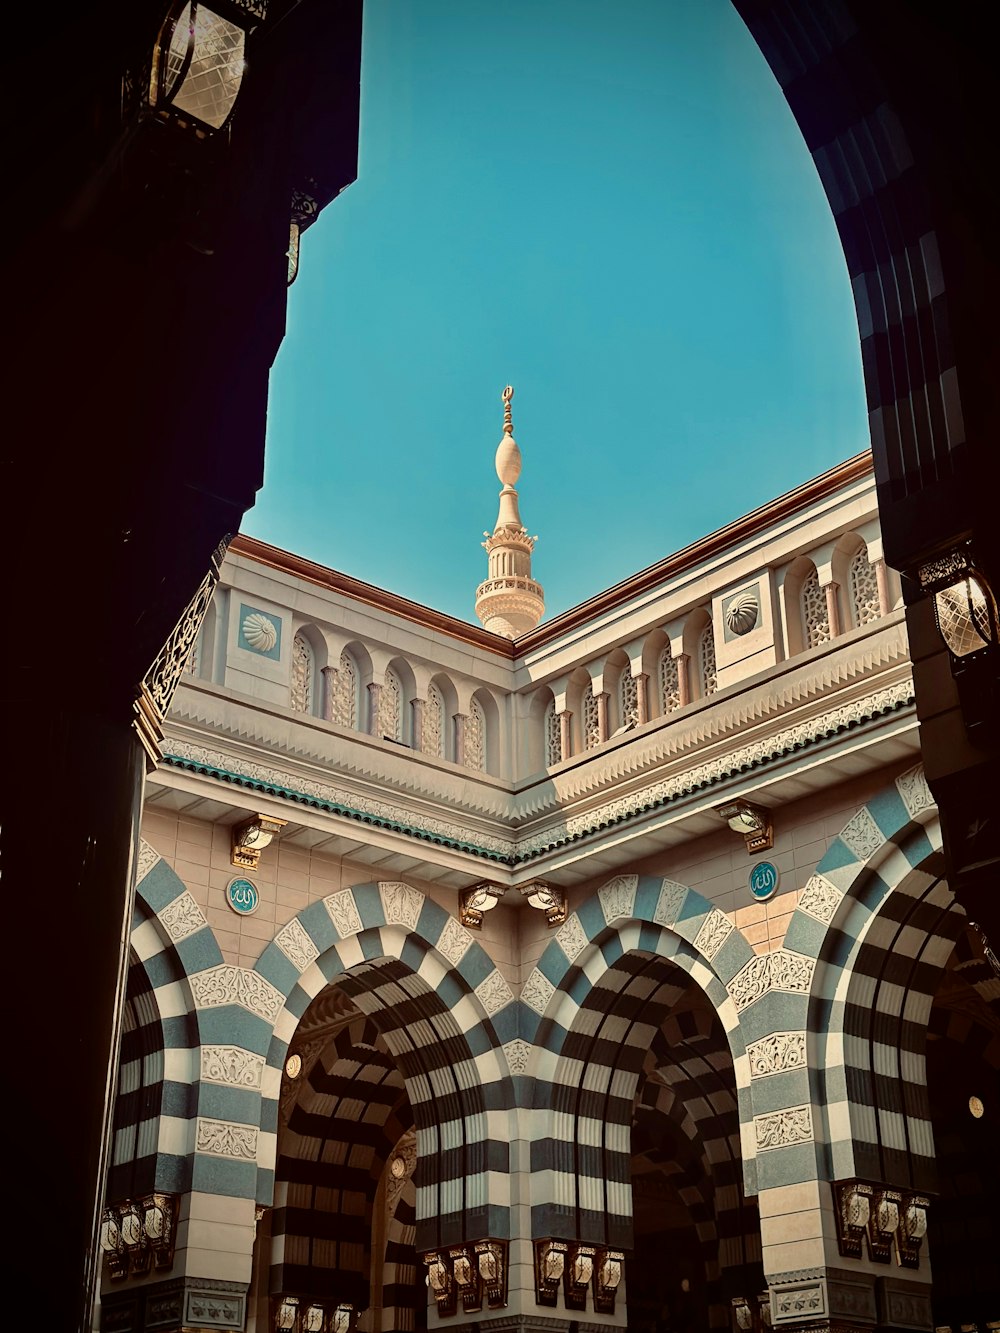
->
[475, 385, 545, 638]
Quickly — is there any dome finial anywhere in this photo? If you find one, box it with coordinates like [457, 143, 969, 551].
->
[476, 385, 544, 638]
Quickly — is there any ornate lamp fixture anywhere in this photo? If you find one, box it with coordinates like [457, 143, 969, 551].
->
[100, 1194, 177, 1281]
[423, 1252, 456, 1318]
[564, 1243, 596, 1311]
[519, 881, 567, 926]
[148, 1, 267, 136]
[593, 1249, 624, 1315]
[715, 799, 773, 854]
[475, 1240, 508, 1309]
[231, 813, 287, 869]
[534, 1239, 567, 1306]
[459, 883, 506, 928]
[919, 545, 999, 661]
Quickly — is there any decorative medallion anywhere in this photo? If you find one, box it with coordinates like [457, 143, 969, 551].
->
[226, 878, 260, 915]
[285, 1053, 302, 1080]
[238, 605, 281, 659]
[724, 587, 760, 637]
[749, 860, 779, 901]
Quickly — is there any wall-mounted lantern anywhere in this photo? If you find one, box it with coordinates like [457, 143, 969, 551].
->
[459, 883, 506, 928]
[148, 1, 267, 136]
[715, 799, 773, 854]
[518, 881, 567, 926]
[231, 813, 286, 870]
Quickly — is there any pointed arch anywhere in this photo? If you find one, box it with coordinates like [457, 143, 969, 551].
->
[519, 874, 755, 1247]
[253, 880, 518, 1245]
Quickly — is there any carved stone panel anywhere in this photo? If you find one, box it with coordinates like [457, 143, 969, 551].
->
[324, 888, 363, 938]
[694, 908, 734, 960]
[200, 1046, 265, 1089]
[159, 891, 208, 944]
[521, 969, 555, 1016]
[195, 1117, 258, 1160]
[475, 970, 514, 1016]
[753, 1104, 813, 1152]
[599, 874, 638, 924]
[654, 878, 687, 928]
[555, 914, 588, 962]
[190, 965, 284, 1021]
[798, 874, 842, 925]
[379, 881, 424, 930]
[274, 917, 319, 972]
[746, 1031, 807, 1079]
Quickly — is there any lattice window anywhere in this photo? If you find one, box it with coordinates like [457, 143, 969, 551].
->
[466, 697, 486, 771]
[801, 568, 831, 648]
[329, 651, 357, 729]
[659, 649, 681, 714]
[583, 684, 601, 750]
[849, 548, 880, 627]
[424, 683, 444, 758]
[544, 701, 562, 766]
[699, 623, 717, 697]
[290, 631, 314, 714]
[619, 670, 640, 729]
[379, 668, 404, 742]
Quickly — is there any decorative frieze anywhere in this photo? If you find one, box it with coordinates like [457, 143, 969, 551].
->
[190, 964, 284, 1021]
[195, 1117, 258, 1161]
[159, 891, 208, 944]
[274, 917, 319, 972]
[200, 1045, 265, 1088]
[324, 888, 363, 938]
[753, 1104, 813, 1152]
[746, 1031, 807, 1079]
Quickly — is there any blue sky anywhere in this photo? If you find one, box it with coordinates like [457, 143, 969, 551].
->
[249, 0, 868, 623]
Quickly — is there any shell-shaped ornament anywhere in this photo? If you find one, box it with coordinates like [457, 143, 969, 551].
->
[725, 589, 759, 636]
[242, 611, 278, 653]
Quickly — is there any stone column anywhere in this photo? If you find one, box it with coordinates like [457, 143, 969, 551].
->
[823, 581, 842, 637]
[634, 672, 649, 725]
[321, 664, 336, 721]
[874, 558, 891, 616]
[411, 697, 425, 751]
[677, 653, 692, 708]
[454, 713, 467, 766]
[559, 710, 573, 761]
[367, 681, 382, 735]
[596, 691, 609, 744]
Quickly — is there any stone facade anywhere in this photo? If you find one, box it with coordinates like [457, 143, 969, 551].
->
[98, 454, 998, 1333]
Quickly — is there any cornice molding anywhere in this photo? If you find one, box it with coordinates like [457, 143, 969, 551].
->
[160, 676, 914, 868]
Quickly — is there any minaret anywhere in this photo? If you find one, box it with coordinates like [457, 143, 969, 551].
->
[475, 386, 545, 637]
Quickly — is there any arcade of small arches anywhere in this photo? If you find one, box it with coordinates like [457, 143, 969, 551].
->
[538, 531, 893, 767]
[185, 532, 894, 781]
[101, 766, 999, 1333]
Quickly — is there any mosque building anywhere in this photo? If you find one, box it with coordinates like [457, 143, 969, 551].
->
[98, 390, 999, 1333]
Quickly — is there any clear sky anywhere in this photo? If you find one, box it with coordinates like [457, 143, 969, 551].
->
[248, 0, 868, 623]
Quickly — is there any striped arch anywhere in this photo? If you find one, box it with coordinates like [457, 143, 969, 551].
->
[272, 1014, 413, 1308]
[381, 1178, 423, 1332]
[254, 880, 518, 1247]
[112, 842, 229, 1200]
[520, 874, 756, 1244]
[763, 764, 960, 1194]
